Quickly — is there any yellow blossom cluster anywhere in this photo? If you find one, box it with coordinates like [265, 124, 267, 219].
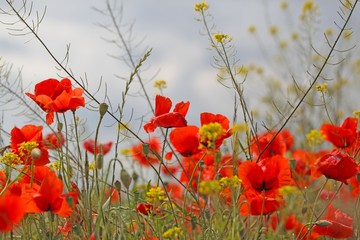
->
[146, 186, 166, 203]
[199, 122, 225, 148]
[219, 176, 241, 188]
[194, 1, 209, 12]
[306, 129, 325, 146]
[163, 227, 183, 239]
[199, 180, 221, 195]
[154, 79, 167, 90]
[213, 33, 232, 43]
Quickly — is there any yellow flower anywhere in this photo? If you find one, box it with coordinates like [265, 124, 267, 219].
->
[248, 25, 256, 33]
[194, 1, 209, 12]
[50, 161, 61, 170]
[200, 122, 225, 148]
[163, 227, 183, 239]
[199, 180, 221, 195]
[325, 27, 334, 36]
[18, 141, 38, 158]
[120, 148, 131, 155]
[213, 33, 232, 43]
[279, 185, 300, 195]
[232, 122, 248, 133]
[146, 187, 166, 203]
[352, 110, 360, 118]
[154, 79, 167, 90]
[315, 83, 328, 93]
[302, 0, 317, 13]
[0, 152, 21, 165]
[219, 176, 241, 188]
[89, 162, 96, 171]
[269, 26, 279, 35]
[342, 30, 352, 40]
[280, 0, 289, 10]
[291, 32, 299, 41]
[279, 40, 288, 49]
[306, 129, 325, 146]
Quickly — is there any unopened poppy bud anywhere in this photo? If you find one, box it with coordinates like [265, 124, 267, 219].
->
[114, 180, 121, 192]
[31, 148, 42, 159]
[121, 169, 132, 189]
[314, 220, 332, 227]
[99, 103, 109, 118]
[142, 143, 150, 156]
[96, 154, 103, 169]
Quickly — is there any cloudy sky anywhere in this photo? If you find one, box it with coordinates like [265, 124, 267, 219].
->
[0, 0, 359, 145]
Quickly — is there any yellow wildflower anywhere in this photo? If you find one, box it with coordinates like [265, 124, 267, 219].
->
[154, 79, 167, 90]
[306, 129, 325, 146]
[269, 26, 279, 35]
[248, 25, 256, 33]
[89, 162, 96, 171]
[18, 141, 38, 158]
[279, 40, 288, 49]
[325, 27, 334, 36]
[199, 180, 221, 195]
[315, 83, 328, 93]
[279, 185, 300, 195]
[50, 161, 61, 170]
[342, 30, 352, 40]
[280, 0, 289, 10]
[200, 122, 225, 148]
[291, 32, 299, 41]
[213, 33, 232, 43]
[194, 1, 209, 12]
[352, 110, 360, 118]
[219, 176, 241, 188]
[120, 148, 131, 155]
[163, 227, 183, 239]
[302, 0, 317, 13]
[146, 187, 166, 203]
[232, 123, 248, 133]
[0, 152, 21, 165]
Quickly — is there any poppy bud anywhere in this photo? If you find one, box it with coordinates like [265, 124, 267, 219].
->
[96, 154, 103, 169]
[57, 122, 63, 132]
[31, 148, 42, 159]
[121, 169, 132, 189]
[114, 180, 121, 192]
[99, 103, 108, 118]
[142, 143, 150, 156]
[314, 220, 332, 227]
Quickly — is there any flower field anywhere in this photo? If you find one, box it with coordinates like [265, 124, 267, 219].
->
[0, 0, 360, 239]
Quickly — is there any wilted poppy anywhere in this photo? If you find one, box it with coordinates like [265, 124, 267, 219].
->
[10, 124, 49, 166]
[313, 204, 353, 238]
[83, 139, 113, 155]
[136, 202, 154, 215]
[321, 117, 358, 148]
[0, 190, 26, 232]
[316, 150, 358, 184]
[144, 95, 190, 133]
[25, 78, 85, 124]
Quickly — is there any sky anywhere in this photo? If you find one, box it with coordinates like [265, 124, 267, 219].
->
[0, 0, 359, 147]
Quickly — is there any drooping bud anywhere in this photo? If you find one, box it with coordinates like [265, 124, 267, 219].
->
[314, 220, 332, 227]
[121, 169, 132, 189]
[99, 103, 109, 118]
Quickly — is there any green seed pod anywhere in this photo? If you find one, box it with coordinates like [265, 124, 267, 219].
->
[96, 154, 104, 169]
[121, 169, 132, 189]
[99, 103, 109, 118]
[142, 143, 150, 156]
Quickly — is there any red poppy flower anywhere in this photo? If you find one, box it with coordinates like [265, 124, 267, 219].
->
[10, 124, 49, 166]
[316, 150, 358, 184]
[131, 137, 161, 166]
[238, 155, 293, 215]
[144, 95, 190, 133]
[25, 78, 85, 124]
[44, 132, 65, 150]
[238, 155, 293, 193]
[104, 186, 120, 204]
[21, 170, 78, 217]
[250, 130, 291, 159]
[313, 204, 353, 238]
[136, 202, 154, 215]
[170, 126, 202, 157]
[0, 190, 26, 232]
[321, 117, 358, 148]
[58, 220, 71, 237]
[83, 139, 113, 155]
